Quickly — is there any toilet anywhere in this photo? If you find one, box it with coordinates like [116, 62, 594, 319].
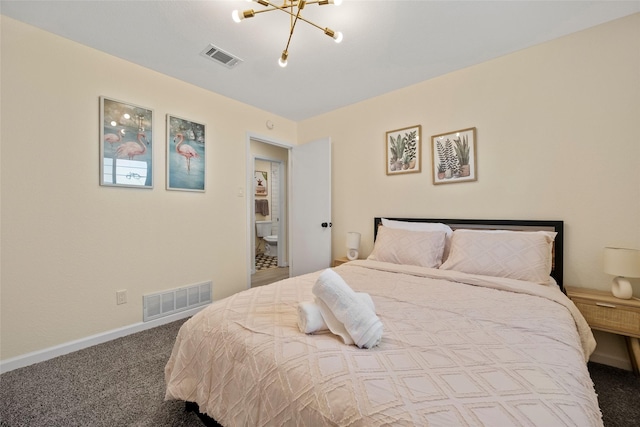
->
[256, 221, 277, 257]
[256, 221, 271, 238]
[263, 235, 278, 257]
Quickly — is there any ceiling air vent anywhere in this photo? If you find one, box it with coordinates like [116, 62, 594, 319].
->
[200, 44, 243, 69]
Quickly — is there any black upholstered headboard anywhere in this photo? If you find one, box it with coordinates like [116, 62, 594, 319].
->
[374, 217, 564, 292]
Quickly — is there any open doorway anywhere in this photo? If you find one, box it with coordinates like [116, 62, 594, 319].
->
[245, 134, 332, 288]
[248, 137, 290, 288]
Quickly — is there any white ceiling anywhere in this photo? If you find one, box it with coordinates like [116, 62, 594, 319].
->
[2, 1, 638, 121]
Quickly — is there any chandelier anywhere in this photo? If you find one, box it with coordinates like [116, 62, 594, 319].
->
[232, 0, 343, 67]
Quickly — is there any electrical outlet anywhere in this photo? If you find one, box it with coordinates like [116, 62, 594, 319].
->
[116, 289, 127, 305]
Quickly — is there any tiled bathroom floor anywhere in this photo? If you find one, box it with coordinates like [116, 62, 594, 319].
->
[256, 253, 278, 270]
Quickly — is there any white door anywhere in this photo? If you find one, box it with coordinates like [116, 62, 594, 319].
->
[290, 138, 332, 276]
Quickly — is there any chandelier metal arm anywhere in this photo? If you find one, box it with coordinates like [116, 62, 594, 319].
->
[233, 0, 343, 67]
[282, 1, 304, 55]
[243, 0, 338, 19]
[251, 7, 280, 15]
[253, 1, 338, 38]
[254, 0, 309, 19]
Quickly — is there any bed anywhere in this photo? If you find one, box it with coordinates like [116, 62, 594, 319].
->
[165, 218, 602, 426]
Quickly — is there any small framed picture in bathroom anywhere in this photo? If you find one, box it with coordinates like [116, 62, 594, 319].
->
[166, 114, 206, 192]
[255, 171, 268, 196]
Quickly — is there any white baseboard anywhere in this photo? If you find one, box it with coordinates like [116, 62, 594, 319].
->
[0, 306, 205, 374]
[589, 349, 632, 371]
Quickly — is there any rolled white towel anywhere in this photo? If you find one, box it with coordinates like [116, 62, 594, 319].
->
[312, 269, 383, 349]
[297, 301, 325, 334]
[297, 293, 375, 334]
[314, 297, 353, 344]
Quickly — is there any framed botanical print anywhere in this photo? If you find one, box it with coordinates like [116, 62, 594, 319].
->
[431, 127, 477, 185]
[386, 125, 421, 175]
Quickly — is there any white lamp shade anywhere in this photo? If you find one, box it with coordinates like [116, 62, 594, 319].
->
[604, 247, 640, 299]
[603, 247, 640, 278]
[346, 232, 361, 261]
[346, 232, 361, 249]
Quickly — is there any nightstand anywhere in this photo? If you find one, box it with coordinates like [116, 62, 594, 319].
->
[566, 286, 640, 374]
[333, 257, 350, 267]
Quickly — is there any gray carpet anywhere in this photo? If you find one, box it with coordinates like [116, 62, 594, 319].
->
[0, 319, 201, 427]
[588, 361, 640, 427]
[1, 318, 639, 426]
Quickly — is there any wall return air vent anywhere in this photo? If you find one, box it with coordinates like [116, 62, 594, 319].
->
[200, 44, 243, 68]
[143, 281, 212, 322]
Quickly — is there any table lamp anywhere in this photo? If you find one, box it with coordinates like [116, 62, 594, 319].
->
[603, 247, 640, 299]
[346, 232, 361, 261]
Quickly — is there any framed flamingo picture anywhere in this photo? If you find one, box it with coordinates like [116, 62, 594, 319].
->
[166, 114, 206, 192]
[100, 96, 154, 188]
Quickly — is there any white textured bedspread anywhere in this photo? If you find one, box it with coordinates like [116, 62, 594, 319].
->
[165, 260, 602, 426]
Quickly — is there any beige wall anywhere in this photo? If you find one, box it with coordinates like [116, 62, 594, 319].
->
[2, 14, 639, 367]
[299, 14, 640, 367]
[0, 16, 297, 360]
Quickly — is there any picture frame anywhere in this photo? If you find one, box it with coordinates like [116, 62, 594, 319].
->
[166, 114, 206, 192]
[100, 96, 153, 188]
[255, 171, 268, 196]
[431, 127, 477, 185]
[385, 125, 421, 175]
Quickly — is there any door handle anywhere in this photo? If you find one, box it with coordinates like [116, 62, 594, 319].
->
[321, 222, 332, 228]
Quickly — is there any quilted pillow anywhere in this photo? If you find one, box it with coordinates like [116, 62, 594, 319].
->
[368, 226, 446, 268]
[381, 218, 454, 260]
[439, 229, 557, 284]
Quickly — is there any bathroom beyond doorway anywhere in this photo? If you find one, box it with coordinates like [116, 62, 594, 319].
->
[250, 137, 289, 287]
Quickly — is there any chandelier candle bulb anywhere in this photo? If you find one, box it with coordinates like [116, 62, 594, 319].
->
[279, 51, 289, 67]
[232, 9, 256, 22]
[324, 28, 343, 43]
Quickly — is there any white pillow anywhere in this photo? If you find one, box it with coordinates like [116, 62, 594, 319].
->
[439, 229, 557, 284]
[381, 218, 454, 259]
[368, 226, 446, 268]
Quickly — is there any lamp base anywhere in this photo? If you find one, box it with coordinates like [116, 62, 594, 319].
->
[611, 276, 633, 299]
[346, 249, 358, 261]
